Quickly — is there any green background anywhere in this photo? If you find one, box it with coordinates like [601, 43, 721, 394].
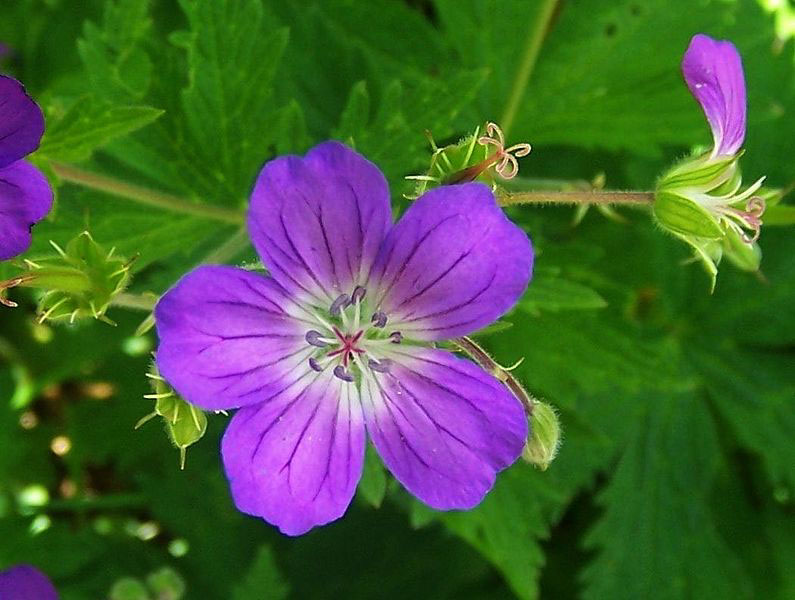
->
[1, 0, 794, 598]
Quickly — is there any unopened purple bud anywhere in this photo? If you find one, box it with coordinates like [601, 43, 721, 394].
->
[368, 358, 393, 373]
[389, 331, 403, 344]
[333, 365, 354, 382]
[305, 330, 327, 347]
[329, 294, 351, 316]
[351, 286, 366, 304]
[371, 311, 387, 328]
[308, 357, 324, 372]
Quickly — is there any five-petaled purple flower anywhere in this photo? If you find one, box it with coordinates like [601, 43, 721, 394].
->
[155, 141, 533, 535]
[0, 564, 58, 600]
[682, 34, 746, 159]
[0, 75, 52, 261]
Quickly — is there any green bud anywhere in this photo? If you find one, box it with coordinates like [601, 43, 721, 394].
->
[137, 364, 208, 469]
[407, 122, 531, 198]
[522, 401, 561, 471]
[722, 227, 762, 272]
[653, 191, 723, 239]
[146, 567, 186, 600]
[0, 232, 135, 323]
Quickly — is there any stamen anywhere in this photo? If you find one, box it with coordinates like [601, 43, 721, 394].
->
[333, 365, 354, 382]
[371, 312, 387, 328]
[389, 331, 403, 344]
[368, 358, 393, 373]
[351, 286, 366, 304]
[305, 330, 328, 347]
[329, 293, 351, 316]
[308, 357, 324, 372]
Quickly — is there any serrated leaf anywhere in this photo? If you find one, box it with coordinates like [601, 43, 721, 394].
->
[37, 97, 162, 163]
[582, 392, 752, 600]
[177, 0, 289, 200]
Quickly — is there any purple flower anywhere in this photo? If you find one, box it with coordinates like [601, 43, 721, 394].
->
[155, 141, 533, 535]
[0, 564, 58, 600]
[0, 75, 52, 261]
[682, 34, 746, 158]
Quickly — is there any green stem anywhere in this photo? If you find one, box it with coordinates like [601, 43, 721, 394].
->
[500, 190, 655, 206]
[499, 0, 560, 137]
[51, 162, 244, 225]
[111, 292, 157, 312]
[452, 336, 535, 415]
[198, 225, 251, 264]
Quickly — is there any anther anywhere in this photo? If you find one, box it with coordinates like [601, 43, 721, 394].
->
[368, 358, 393, 373]
[371, 311, 387, 328]
[329, 293, 351, 316]
[389, 331, 403, 344]
[305, 330, 327, 347]
[351, 286, 367, 304]
[333, 365, 354, 382]
[308, 357, 324, 372]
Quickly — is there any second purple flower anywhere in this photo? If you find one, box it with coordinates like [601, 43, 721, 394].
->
[155, 141, 533, 535]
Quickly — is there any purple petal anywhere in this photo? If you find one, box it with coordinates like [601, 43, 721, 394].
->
[0, 565, 58, 600]
[155, 265, 314, 411]
[682, 34, 746, 157]
[0, 76, 45, 169]
[247, 141, 392, 307]
[361, 346, 527, 510]
[0, 160, 53, 261]
[222, 371, 365, 535]
[370, 183, 533, 341]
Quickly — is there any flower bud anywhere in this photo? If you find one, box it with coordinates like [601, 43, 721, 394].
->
[406, 122, 531, 198]
[521, 401, 561, 471]
[137, 364, 207, 469]
[0, 231, 134, 323]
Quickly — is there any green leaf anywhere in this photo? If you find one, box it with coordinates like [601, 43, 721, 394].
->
[77, 0, 153, 102]
[519, 270, 608, 315]
[177, 0, 289, 200]
[582, 392, 752, 600]
[357, 444, 388, 508]
[232, 545, 289, 600]
[37, 96, 163, 163]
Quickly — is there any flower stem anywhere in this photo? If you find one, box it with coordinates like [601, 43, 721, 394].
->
[51, 162, 245, 225]
[499, 0, 560, 137]
[198, 225, 251, 264]
[111, 292, 157, 312]
[499, 190, 655, 207]
[452, 336, 536, 415]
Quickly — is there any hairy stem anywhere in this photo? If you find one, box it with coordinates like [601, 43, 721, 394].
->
[499, 190, 655, 206]
[111, 292, 157, 312]
[452, 336, 536, 415]
[500, 0, 560, 136]
[51, 162, 244, 225]
[198, 225, 251, 264]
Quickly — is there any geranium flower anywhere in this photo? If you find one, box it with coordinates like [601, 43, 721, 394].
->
[654, 34, 765, 286]
[682, 33, 747, 159]
[0, 75, 52, 261]
[155, 141, 533, 535]
[0, 564, 58, 600]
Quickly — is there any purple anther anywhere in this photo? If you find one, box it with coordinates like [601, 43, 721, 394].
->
[389, 331, 403, 344]
[368, 358, 393, 373]
[371, 311, 387, 328]
[308, 357, 324, 372]
[305, 330, 327, 347]
[333, 365, 354, 382]
[329, 293, 351, 316]
[351, 286, 367, 304]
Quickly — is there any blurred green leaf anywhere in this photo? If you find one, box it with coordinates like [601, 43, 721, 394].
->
[232, 545, 289, 600]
